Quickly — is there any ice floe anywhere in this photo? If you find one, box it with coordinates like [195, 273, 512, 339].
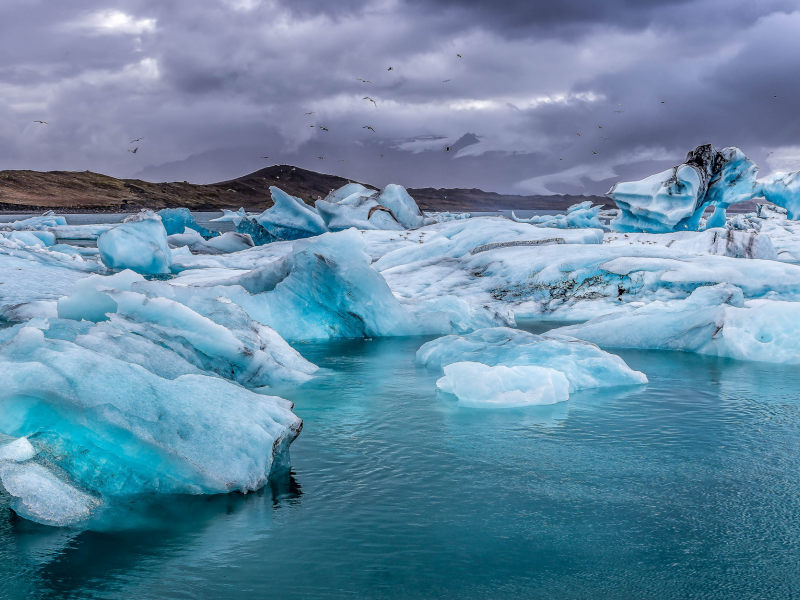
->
[97, 210, 172, 274]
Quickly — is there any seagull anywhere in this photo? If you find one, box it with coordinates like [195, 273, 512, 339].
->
[387, 67, 394, 71]
[363, 96, 377, 107]
[319, 126, 329, 131]
[443, 79, 451, 82]
[601, 137, 610, 139]
[128, 147, 138, 154]
[363, 126, 376, 132]
[457, 54, 462, 58]
[305, 112, 315, 115]
[33, 120, 48, 124]
[317, 156, 324, 159]
[598, 125, 603, 129]
[130, 137, 144, 143]
[614, 110, 624, 113]
[261, 156, 270, 159]
[767, 151, 774, 157]
[339, 159, 348, 162]
[661, 101, 666, 104]
[446, 146, 450, 151]
[356, 78, 373, 83]
[560, 158, 563, 160]
[380, 154, 385, 157]
[576, 133, 581, 137]
[591, 150, 597, 155]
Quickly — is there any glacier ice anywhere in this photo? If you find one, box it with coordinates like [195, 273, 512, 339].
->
[3, 211, 67, 230]
[57, 269, 144, 322]
[436, 361, 570, 408]
[375, 184, 425, 229]
[512, 202, 604, 229]
[255, 187, 329, 240]
[551, 283, 800, 364]
[417, 327, 647, 392]
[169, 229, 254, 254]
[210, 208, 249, 226]
[97, 211, 172, 274]
[609, 144, 758, 233]
[315, 183, 408, 232]
[158, 207, 219, 239]
[0, 325, 303, 526]
[757, 171, 800, 220]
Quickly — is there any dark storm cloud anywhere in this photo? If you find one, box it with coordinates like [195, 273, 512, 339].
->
[1, 0, 800, 195]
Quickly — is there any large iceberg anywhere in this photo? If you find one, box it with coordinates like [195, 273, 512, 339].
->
[609, 144, 758, 233]
[315, 183, 405, 232]
[416, 327, 647, 392]
[97, 210, 172, 274]
[550, 283, 800, 364]
[0, 325, 302, 526]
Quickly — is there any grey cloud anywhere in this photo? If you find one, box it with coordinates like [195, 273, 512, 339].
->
[1, 0, 800, 196]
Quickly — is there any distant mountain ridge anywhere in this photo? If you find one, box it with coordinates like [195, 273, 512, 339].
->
[0, 164, 756, 214]
[0, 165, 612, 213]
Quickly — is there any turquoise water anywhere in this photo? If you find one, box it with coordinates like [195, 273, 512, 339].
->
[2, 332, 800, 598]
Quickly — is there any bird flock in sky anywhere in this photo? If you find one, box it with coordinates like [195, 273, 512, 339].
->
[26, 59, 782, 173]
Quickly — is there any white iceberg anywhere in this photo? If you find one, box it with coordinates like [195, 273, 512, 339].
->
[6, 211, 67, 230]
[210, 208, 248, 226]
[435, 361, 570, 408]
[97, 210, 172, 274]
[375, 184, 425, 229]
[512, 202, 604, 229]
[417, 327, 647, 391]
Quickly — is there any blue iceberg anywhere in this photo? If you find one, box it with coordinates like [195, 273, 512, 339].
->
[97, 211, 172, 275]
[157, 207, 219, 239]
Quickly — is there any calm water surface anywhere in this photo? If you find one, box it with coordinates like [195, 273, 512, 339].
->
[1, 329, 799, 599]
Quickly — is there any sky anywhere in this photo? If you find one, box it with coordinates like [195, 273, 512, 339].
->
[2, 0, 800, 195]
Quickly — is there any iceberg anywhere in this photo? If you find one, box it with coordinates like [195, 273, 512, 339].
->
[603, 228, 777, 260]
[416, 327, 647, 391]
[375, 184, 425, 229]
[512, 202, 604, 229]
[757, 171, 800, 220]
[255, 187, 328, 240]
[609, 144, 758, 233]
[157, 207, 219, 239]
[169, 229, 254, 254]
[4, 211, 67, 231]
[97, 211, 172, 274]
[0, 325, 303, 526]
[551, 283, 800, 364]
[435, 361, 570, 408]
[210, 208, 248, 226]
[208, 228, 415, 339]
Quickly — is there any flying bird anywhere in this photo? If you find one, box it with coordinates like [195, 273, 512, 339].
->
[356, 78, 373, 83]
[457, 54, 462, 58]
[601, 137, 610, 139]
[446, 146, 450, 151]
[767, 151, 774, 157]
[363, 96, 377, 107]
[363, 126, 376, 132]
[319, 126, 329, 131]
[387, 67, 394, 71]
[305, 112, 315, 115]
[661, 101, 666, 104]
[560, 158, 563, 160]
[443, 79, 451, 82]
[33, 120, 48, 124]
[339, 159, 348, 162]
[614, 110, 624, 113]
[128, 147, 138, 154]
[576, 133, 581, 137]
[598, 125, 602, 129]
[317, 156, 324, 159]
[130, 137, 144, 143]
[591, 150, 597, 155]
[261, 156, 270, 159]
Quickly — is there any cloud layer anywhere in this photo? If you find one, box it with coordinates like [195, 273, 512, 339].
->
[1, 0, 799, 194]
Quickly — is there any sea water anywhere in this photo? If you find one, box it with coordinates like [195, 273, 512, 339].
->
[1, 329, 799, 599]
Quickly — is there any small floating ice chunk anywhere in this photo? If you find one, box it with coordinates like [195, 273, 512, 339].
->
[0, 462, 101, 527]
[436, 361, 570, 408]
[97, 211, 172, 274]
[417, 327, 647, 391]
[158, 207, 218, 238]
[210, 208, 248, 226]
[255, 187, 328, 240]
